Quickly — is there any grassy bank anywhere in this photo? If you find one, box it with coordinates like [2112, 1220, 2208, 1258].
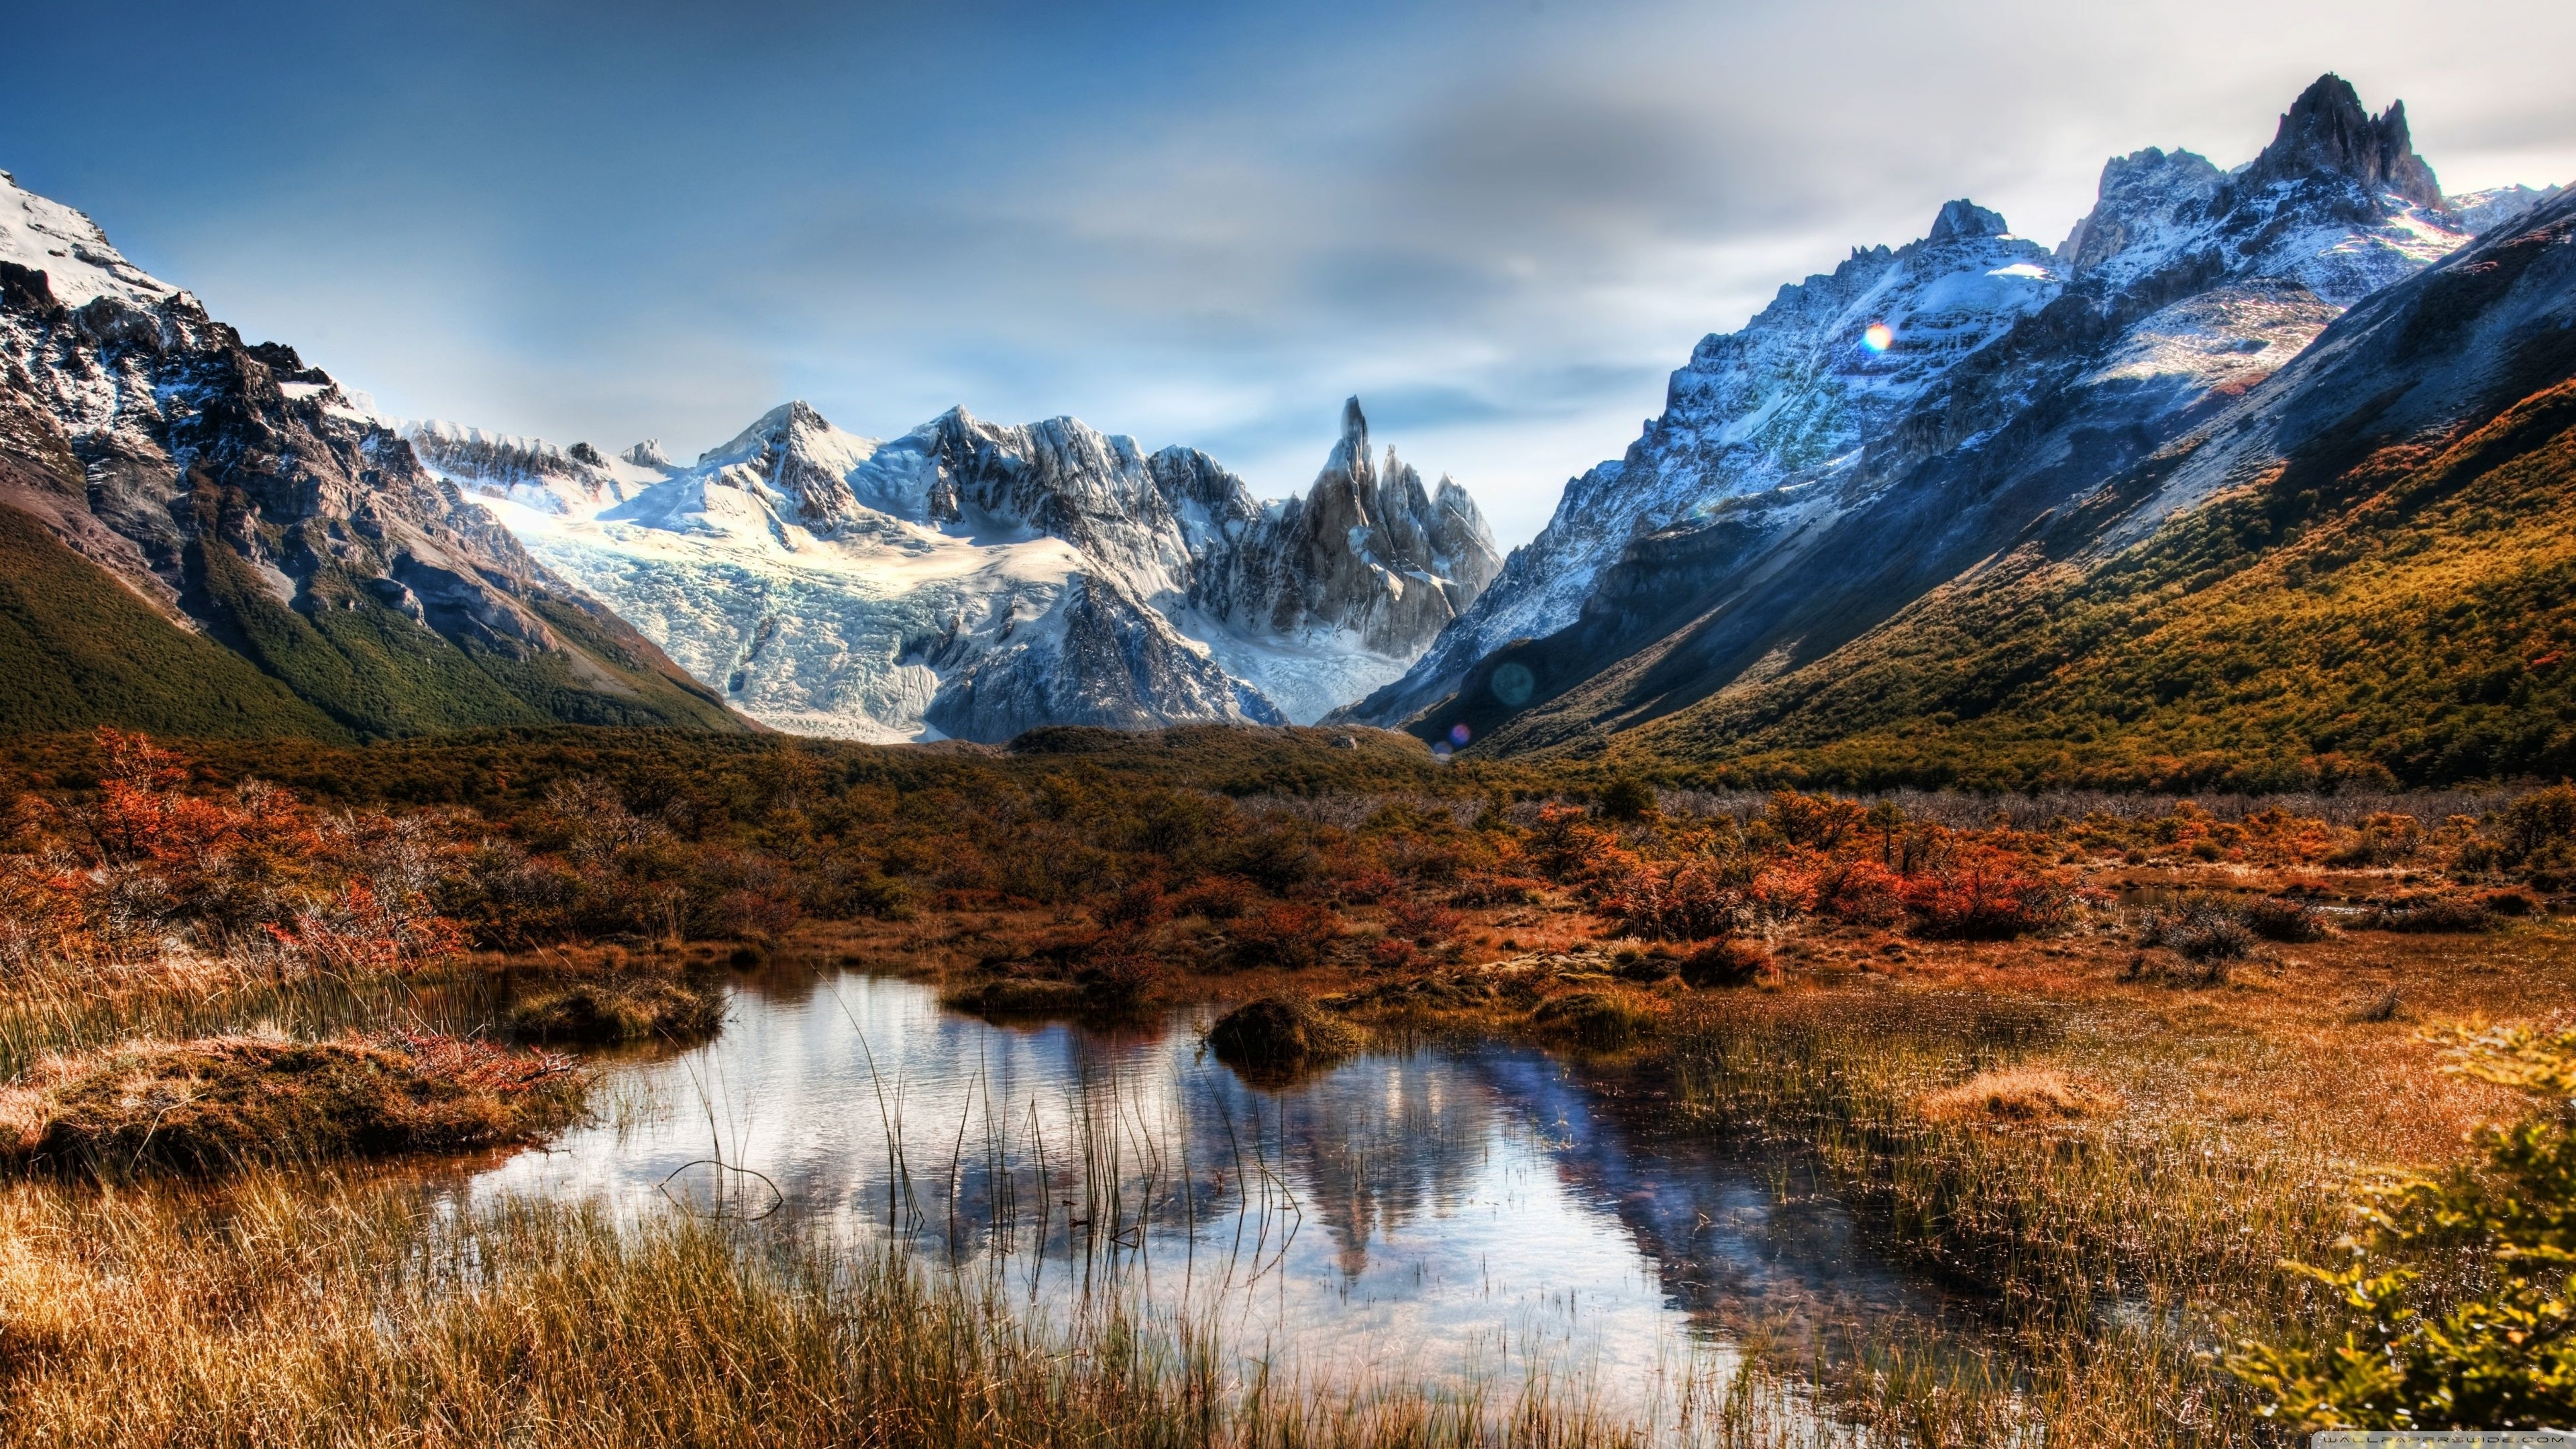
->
[0, 1174, 1823, 1448]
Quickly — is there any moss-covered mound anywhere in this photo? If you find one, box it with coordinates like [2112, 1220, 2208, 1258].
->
[1528, 990, 1656, 1050]
[506, 978, 725, 1044]
[1, 1032, 586, 1177]
[1207, 996, 1364, 1083]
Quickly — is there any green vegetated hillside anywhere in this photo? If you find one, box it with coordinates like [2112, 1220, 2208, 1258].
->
[0, 494, 745, 743]
[0, 502, 351, 741]
[0, 722, 1460, 808]
[181, 525, 746, 741]
[1615, 375, 2576, 790]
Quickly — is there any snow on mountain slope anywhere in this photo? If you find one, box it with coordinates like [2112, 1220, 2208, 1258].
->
[1353, 74, 2514, 733]
[0, 170, 742, 737]
[426, 396, 1498, 741]
[0, 170, 177, 309]
[2448, 183, 2569, 235]
[1355, 198, 2063, 724]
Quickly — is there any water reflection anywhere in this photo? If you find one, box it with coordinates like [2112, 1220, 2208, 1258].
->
[441, 964, 1969, 1416]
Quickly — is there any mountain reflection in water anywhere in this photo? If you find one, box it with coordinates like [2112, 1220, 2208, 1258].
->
[435, 965, 1976, 1413]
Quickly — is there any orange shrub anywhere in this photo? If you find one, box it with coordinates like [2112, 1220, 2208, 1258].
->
[1590, 859, 1743, 941]
[1384, 898, 1464, 945]
[1900, 847, 2070, 940]
[1095, 879, 1170, 928]
[1816, 858, 1906, 926]
[1230, 902, 1343, 969]
[1678, 936, 1770, 987]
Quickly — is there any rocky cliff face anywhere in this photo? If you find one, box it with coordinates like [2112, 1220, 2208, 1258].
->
[429, 395, 1498, 741]
[1352, 197, 2067, 725]
[0, 170, 743, 738]
[1360, 74, 2525, 753]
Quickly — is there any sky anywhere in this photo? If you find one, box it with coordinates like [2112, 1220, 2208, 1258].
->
[6, 1, 2573, 547]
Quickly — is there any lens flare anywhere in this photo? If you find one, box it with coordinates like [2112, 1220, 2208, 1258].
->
[1449, 722, 1472, 747]
[1862, 322, 1894, 352]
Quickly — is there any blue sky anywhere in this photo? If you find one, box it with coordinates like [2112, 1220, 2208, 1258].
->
[7, 0, 2573, 543]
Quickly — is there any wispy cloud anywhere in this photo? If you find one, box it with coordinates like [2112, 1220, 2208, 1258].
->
[8, 0, 2570, 545]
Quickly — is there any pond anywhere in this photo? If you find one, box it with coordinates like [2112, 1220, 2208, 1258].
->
[431, 964, 1992, 1428]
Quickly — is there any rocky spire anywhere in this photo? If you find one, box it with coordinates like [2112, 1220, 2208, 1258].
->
[1325, 395, 1375, 492]
[1927, 199, 2008, 242]
[2243, 73, 2443, 208]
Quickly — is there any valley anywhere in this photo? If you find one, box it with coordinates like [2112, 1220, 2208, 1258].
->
[1, 48, 2572, 1449]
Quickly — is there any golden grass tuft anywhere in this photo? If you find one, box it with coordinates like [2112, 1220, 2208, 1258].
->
[1916, 1065, 2098, 1122]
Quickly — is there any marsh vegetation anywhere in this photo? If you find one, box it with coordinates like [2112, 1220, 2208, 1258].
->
[0, 726, 2570, 1442]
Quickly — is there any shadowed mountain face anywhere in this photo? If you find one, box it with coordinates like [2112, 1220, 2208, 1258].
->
[1614, 186, 2576, 790]
[1353, 76, 2559, 769]
[0, 171, 746, 740]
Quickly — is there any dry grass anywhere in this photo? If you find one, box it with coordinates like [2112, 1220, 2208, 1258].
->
[0, 1030, 582, 1178]
[1915, 1065, 2098, 1122]
[0, 1175, 1822, 1449]
[505, 976, 724, 1044]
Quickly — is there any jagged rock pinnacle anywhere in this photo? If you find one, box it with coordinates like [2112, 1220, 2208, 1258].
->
[1928, 199, 2008, 242]
[2245, 73, 2443, 207]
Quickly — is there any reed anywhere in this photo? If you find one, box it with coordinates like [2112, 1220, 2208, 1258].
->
[1656, 987, 2500, 1446]
[0, 1173, 1835, 1449]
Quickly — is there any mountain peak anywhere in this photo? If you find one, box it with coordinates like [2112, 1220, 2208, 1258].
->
[2244, 73, 2443, 208]
[1328, 396, 1373, 487]
[1927, 199, 2008, 243]
[620, 439, 672, 470]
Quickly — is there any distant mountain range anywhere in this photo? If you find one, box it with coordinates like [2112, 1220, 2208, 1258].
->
[3, 72, 2570, 780]
[406, 396, 1497, 741]
[0, 171, 1497, 743]
[0, 172, 742, 741]
[1350, 74, 2576, 788]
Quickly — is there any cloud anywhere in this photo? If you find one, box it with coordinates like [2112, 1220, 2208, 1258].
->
[9, 0, 2573, 540]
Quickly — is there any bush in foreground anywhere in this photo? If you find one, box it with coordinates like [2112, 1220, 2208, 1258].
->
[2232, 1024, 2576, 1430]
[1529, 990, 1655, 1051]
[1206, 996, 1362, 1082]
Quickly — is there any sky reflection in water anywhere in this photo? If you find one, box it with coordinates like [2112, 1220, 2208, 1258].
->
[447, 967, 1967, 1417]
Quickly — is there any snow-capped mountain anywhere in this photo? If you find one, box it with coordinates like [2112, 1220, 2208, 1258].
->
[0, 169, 741, 739]
[413, 396, 1498, 741]
[1360, 199, 2068, 724]
[1355, 74, 2536, 745]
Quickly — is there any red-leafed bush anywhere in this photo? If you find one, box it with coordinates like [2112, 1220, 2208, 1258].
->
[1678, 936, 1770, 987]
[1447, 873, 1546, 908]
[1901, 848, 2070, 940]
[1749, 862, 1819, 922]
[1590, 859, 1744, 941]
[1095, 879, 1170, 928]
[1171, 876, 1254, 921]
[1334, 868, 1405, 904]
[1816, 858, 1906, 926]
[1384, 898, 1464, 945]
[1368, 936, 1419, 971]
[1230, 902, 1343, 969]
[1527, 806, 1612, 882]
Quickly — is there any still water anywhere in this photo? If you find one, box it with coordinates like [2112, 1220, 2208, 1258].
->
[442, 965, 1976, 1421]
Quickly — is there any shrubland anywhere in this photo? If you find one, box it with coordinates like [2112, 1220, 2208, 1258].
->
[1, 724, 2574, 1441]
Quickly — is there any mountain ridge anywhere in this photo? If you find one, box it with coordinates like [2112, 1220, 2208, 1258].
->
[414, 393, 1499, 741]
[1608, 184, 2576, 789]
[0, 170, 747, 740]
[1358, 74, 2559, 771]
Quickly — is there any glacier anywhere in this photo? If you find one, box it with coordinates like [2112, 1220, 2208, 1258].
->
[409, 396, 1499, 741]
